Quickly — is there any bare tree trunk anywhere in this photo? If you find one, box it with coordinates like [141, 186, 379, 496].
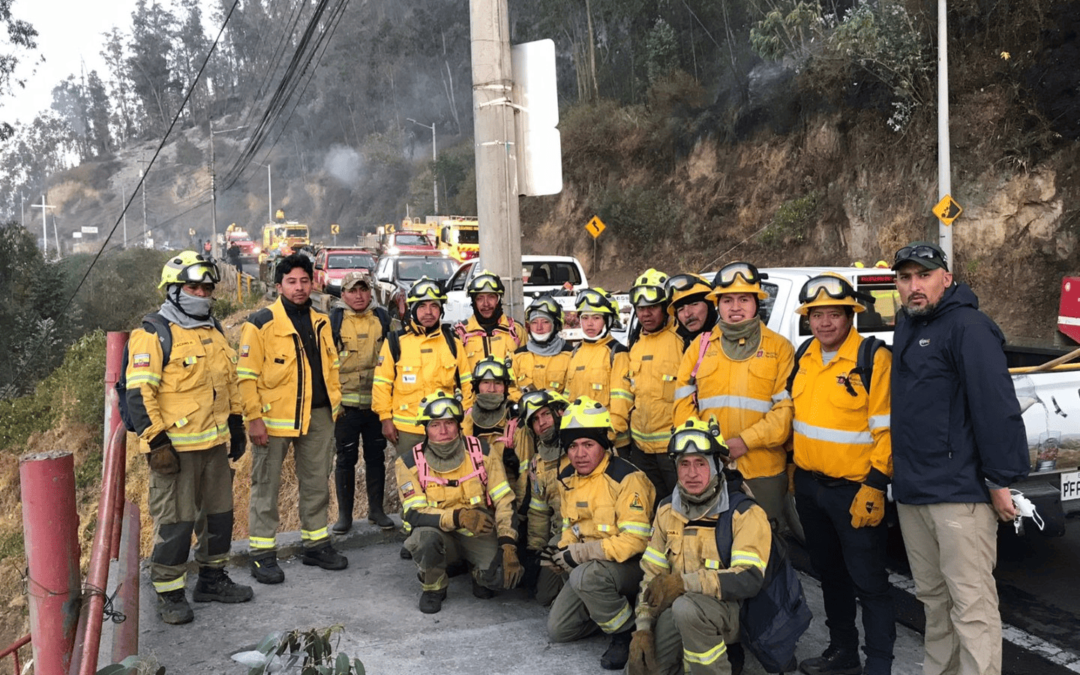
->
[585, 0, 599, 101]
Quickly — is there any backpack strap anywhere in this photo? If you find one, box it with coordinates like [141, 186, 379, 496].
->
[143, 313, 175, 366]
[688, 330, 713, 409]
[387, 329, 403, 363]
[786, 338, 815, 395]
[441, 324, 460, 359]
[850, 336, 887, 392]
[329, 306, 345, 351]
[374, 307, 392, 340]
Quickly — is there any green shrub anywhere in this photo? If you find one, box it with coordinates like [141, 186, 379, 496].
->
[759, 192, 820, 248]
[595, 185, 687, 253]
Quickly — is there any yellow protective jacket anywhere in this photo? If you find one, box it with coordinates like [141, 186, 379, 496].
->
[791, 329, 893, 484]
[371, 326, 473, 435]
[527, 451, 569, 551]
[237, 300, 342, 437]
[513, 342, 574, 395]
[673, 323, 794, 479]
[394, 436, 517, 542]
[557, 453, 656, 562]
[565, 336, 634, 447]
[126, 322, 242, 452]
[456, 314, 524, 398]
[335, 307, 386, 409]
[636, 495, 772, 629]
[486, 423, 534, 506]
[629, 323, 685, 454]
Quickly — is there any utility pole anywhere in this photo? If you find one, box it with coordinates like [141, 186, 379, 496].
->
[138, 157, 150, 248]
[470, 0, 523, 320]
[209, 122, 248, 258]
[32, 195, 54, 257]
[408, 119, 438, 215]
[937, 0, 952, 263]
[267, 163, 272, 223]
[121, 186, 128, 249]
[52, 217, 60, 258]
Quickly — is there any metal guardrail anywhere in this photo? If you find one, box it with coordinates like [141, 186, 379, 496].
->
[0, 634, 31, 674]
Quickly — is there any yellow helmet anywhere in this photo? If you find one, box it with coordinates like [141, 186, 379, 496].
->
[518, 389, 570, 427]
[795, 273, 866, 315]
[575, 288, 621, 330]
[708, 262, 769, 301]
[416, 390, 465, 425]
[665, 273, 715, 317]
[471, 356, 512, 391]
[630, 268, 671, 307]
[159, 251, 220, 289]
[406, 276, 447, 305]
[559, 396, 614, 449]
[668, 416, 728, 458]
[467, 269, 505, 297]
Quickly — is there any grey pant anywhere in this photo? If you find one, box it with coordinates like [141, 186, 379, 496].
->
[248, 406, 335, 553]
[404, 526, 501, 591]
[745, 471, 805, 543]
[654, 593, 740, 675]
[547, 559, 642, 642]
[392, 430, 427, 458]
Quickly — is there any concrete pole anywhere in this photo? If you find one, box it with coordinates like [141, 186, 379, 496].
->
[937, 0, 952, 264]
[20, 451, 81, 674]
[267, 163, 272, 223]
[210, 125, 218, 258]
[470, 0, 524, 321]
[41, 194, 48, 257]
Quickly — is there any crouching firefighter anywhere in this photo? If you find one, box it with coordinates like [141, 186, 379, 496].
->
[543, 397, 656, 671]
[125, 252, 253, 624]
[629, 417, 772, 675]
[395, 390, 524, 614]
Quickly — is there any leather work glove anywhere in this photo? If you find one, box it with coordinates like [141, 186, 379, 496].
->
[454, 508, 495, 536]
[627, 629, 656, 675]
[147, 433, 180, 475]
[644, 572, 685, 616]
[568, 540, 606, 565]
[502, 446, 521, 480]
[227, 414, 247, 461]
[538, 546, 574, 575]
[849, 484, 886, 528]
[502, 543, 524, 589]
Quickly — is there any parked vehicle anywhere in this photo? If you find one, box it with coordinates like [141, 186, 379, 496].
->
[313, 247, 377, 297]
[371, 254, 458, 322]
[442, 255, 589, 326]
[378, 231, 439, 257]
[225, 225, 260, 261]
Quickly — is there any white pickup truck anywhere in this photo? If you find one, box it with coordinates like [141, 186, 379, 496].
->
[442, 255, 589, 326]
[748, 266, 1079, 533]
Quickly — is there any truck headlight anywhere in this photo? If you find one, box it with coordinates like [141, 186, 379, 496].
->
[329, 278, 341, 286]
[388, 246, 400, 255]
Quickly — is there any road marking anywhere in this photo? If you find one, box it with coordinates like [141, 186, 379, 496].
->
[889, 572, 1080, 671]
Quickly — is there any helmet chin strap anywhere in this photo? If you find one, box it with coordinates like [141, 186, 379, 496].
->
[583, 321, 609, 343]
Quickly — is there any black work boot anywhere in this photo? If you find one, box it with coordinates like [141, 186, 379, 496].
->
[400, 545, 413, 560]
[799, 644, 861, 675]
[600, 629, 634, 670]
[157, 589, 194, 625]
[303, 542, 349, 570]
[193, 567, 254, 603]
[332, 466, 355, 534]
[250, 553, 285, 585]
[419, 588, 447, 614]
[471, 576, 496, 599]
[366, 472, 394, 530]
[728, 642, 746, 675]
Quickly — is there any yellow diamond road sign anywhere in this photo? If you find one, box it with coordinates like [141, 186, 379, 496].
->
[330, 223, 340, 235]
[933, 195, 962, 225]
[585, 215, 606, 239]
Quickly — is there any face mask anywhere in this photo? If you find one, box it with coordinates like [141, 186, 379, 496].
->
[531, 327, 554, 344]
[476, 392, 506, 411]
[175, 286, 213, 320]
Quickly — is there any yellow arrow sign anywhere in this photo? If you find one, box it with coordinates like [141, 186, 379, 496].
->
[330, 223, 340, 235]
[932, 195, 962, 225]
[585, 215, 606, 239]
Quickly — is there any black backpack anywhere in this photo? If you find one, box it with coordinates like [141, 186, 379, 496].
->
[715, 488, 812, 673]
[787, 335, 888, 395]
[116, 313, 224, 433]
[328, 305, 391, 351]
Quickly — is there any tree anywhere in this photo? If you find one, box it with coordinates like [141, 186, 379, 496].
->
[128, 0, 178, 135]
[0, 0, 39, 140]
[101, 26, 137, 144]
[51, 76, 92, 161]
[86, 71, 113, 156]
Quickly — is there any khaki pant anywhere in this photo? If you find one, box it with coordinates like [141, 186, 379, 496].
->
[535, 567, 565, 607]
[404, 526, 501, 591]
[547, 559, 642, 642]
[248, 406, 335, 553]
[393, 430, 426, 459]
[148, 444, 234, 593]
[744, 471, 805, 543]
[654, 594, 740, 675]
[897, 502, 1001, 675]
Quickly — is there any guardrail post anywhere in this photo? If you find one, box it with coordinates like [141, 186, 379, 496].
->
[104, 332, 129, 560]
[110, 501, 140, 663]
[20, 451, 81, 674]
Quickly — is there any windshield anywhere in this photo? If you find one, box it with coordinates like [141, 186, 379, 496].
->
[521, 261, 582, 286]
[328, 254, 375, 270]
[395, 233, 431, 247]
[228, 232, 250, 241]
[285, 227, 308, 238]
[856, 274, 900, 332]
[455, 229, 479, 245]
[396, 258, 456, 282]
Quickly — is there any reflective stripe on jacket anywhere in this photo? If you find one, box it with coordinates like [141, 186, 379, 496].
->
[527, 453, 569, 551]
[791, 329, 892, 483]
[629, 324, 684, 454]
[371, 328, 473, 435]
[237, 299, 342, 437]
[557, 453, 656, 562]
[636, 498, 771, 628]
[673, 323, 794, 479]
[513, 342, 573, 395]
[127, 323, 242, 451]
[565, 336, 633, 446]
[336, 307, 384, 409]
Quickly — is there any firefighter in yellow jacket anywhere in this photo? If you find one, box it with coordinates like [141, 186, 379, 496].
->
[127, 252, 253, 624]
[520, 389, 571, 606]
[543, 397, 655, 671]
[454, 269, 524, 396]
[372, 277, 473, 457]
[790, 274, 895, 675]
[565, 289, 634, 453]
[673, 262, 798, 536]
[463, 357, 532, 505]
[627, 269, 686, 500]
[514, 295, 573, 394]
[237, 254, 347, 584]
[396, 390, 523, 614]
[628, 417, 773, 675]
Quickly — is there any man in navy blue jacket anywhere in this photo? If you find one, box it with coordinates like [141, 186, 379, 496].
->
[890, 241, 1029, 675]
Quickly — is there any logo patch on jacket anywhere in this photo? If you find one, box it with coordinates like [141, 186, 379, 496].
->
[402, 374, 416, 383]
[629, 494, 645, 511]
[132, 353, 151, 368]
[401, 482, 415, 498]
[240, 345, 250, 357]
[919, 338, 931, 347]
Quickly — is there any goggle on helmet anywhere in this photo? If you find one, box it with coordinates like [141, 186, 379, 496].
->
[667, 416, 729, 463]
[708, 262, 769, 301]
[406, 276, 447, 305]
[159, 251, 221, 289]
[575, 288, 620, 329]
[417, 390, 465, 425]
[666, 273, 715, 317]
[518, 389, 570, 427]
[472, 356, 512, 388]
[796, 273, 870, 315]
[467, 269, 505, 297]
[630, 268, 671, 307]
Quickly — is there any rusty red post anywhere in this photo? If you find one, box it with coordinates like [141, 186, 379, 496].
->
[20, 451, 81, 675]
[104, 332, 129, 560]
